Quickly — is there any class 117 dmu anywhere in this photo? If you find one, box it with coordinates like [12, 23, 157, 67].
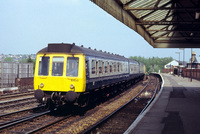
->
[34, 43, 146, 109]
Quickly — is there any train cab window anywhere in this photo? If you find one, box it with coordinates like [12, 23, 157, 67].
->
[38, 57, 50, 76]
[66, 57, 79, 77]
[52, 57, 64, 76]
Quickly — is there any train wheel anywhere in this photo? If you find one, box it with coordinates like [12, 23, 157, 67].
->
[46, 99, 55, 111]
[78, 94, 90, 108]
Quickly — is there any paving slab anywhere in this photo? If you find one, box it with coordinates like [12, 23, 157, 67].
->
[126, 73, 200, 134]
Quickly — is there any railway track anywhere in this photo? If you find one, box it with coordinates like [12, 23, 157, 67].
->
[0, 106, 46, 128]
[0, 110, 51, 133]
[24, 77, 151, 134]
[0, 97, 39, 115]
[0, 75, 161, 134]
[83, 74, 161, 134]
[0, 91, 34, 101]
[0, 97, 37, 110]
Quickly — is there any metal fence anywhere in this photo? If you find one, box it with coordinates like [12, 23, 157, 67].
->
[0, 62, 33, 88]
[182, 68, 200, 79]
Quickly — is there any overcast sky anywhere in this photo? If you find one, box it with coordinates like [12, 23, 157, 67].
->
[0, 0, 199, 62]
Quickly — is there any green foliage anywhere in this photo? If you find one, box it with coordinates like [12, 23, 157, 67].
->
[129, 56, 173, 73]
[26, 56, 36, 73]
[27, 56, 34, 63]
[4, 57, 13, 62]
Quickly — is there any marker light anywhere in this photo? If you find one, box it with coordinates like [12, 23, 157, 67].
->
[70, 84, 75, 90]
[40, 83, 44, 88]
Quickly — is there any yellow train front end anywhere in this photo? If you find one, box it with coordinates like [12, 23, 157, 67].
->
[34, 53, 86, 108]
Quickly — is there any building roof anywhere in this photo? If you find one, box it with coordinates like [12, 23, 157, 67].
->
[192, 57, 200, 63]
[91, 0, 200, 48]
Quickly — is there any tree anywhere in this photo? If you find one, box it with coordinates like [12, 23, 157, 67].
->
[129, 56, 173, 73]
[26, 56, 36, 74]
[27, 56, 34, 63]
[4, 57, 13, 62]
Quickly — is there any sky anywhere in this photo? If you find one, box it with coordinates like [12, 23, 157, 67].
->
[0, 0, 199, 62]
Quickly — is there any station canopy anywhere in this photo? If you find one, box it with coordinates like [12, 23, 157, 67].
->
[91, 0, 200, 48]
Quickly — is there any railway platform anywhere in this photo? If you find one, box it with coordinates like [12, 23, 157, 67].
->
[126, 73, 200, 134]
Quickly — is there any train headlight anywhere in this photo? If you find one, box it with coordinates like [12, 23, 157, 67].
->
[40, 83, 44, 88]
[70, 84, 75, 90]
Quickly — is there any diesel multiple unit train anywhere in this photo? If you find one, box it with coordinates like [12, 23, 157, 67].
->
[34, 43, 146, 108]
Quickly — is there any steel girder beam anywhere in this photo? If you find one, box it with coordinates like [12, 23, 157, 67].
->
[154, 42, 200, 48]
[124, 7, 200, 11]
[136, 21, 200, 25]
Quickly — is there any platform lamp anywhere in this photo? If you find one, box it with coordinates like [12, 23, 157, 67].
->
[190, 48, 193, 82]
[179, 48, 185, 67]
[175, 52, 180, 76]
[175, 52, 180, 65]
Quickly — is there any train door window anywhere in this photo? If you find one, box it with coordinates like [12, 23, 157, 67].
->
[85, 60, 89, 77]
[52, 57, 64, 76]
[38, 56, 50, 76]
[91, 60, 96, 74]
[66, 57, 79, 77]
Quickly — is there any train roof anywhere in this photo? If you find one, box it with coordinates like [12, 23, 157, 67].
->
[38, 43, 129, 61]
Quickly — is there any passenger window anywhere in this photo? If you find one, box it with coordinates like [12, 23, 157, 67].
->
[52, 57, 64, 76]
[117, 63, 119, 72]
[105, 62, 108, 73]
[99, 61, 102, 74]
[102, 62, 104, 74]
[38, 56, 50, 76]
[66, 57, 79, 77]
[114, 63, 116, 72]
[96, 61, 98, 75]
[92, 60, 96, 74]
[110, 63, 112, 73]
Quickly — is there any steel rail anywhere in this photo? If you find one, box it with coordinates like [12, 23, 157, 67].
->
[0, 97, 36, 109]
[0, 110, 50, 130]
[82, 76, 152, 134]
[0, 105, 46, 127]
[0, 105, 45, 117]
[25, 114, 73, 134]
[135, 78, 159, 118]
[0, 91, 34, 100]
[0, 91, 33, 97]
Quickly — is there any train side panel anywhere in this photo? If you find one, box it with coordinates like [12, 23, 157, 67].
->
[85, 56, 130, 91]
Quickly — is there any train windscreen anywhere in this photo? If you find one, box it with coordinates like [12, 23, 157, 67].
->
[66, 57, 79, 77]
[38, 56, 50, 76]
[52, 57, 64, 76]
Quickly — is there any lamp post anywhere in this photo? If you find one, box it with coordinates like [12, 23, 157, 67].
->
[175, 52, 180, 65]
[176, 52, 180, 76]
[179, 48, 185, 66]
[190, 48, 193, 82]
